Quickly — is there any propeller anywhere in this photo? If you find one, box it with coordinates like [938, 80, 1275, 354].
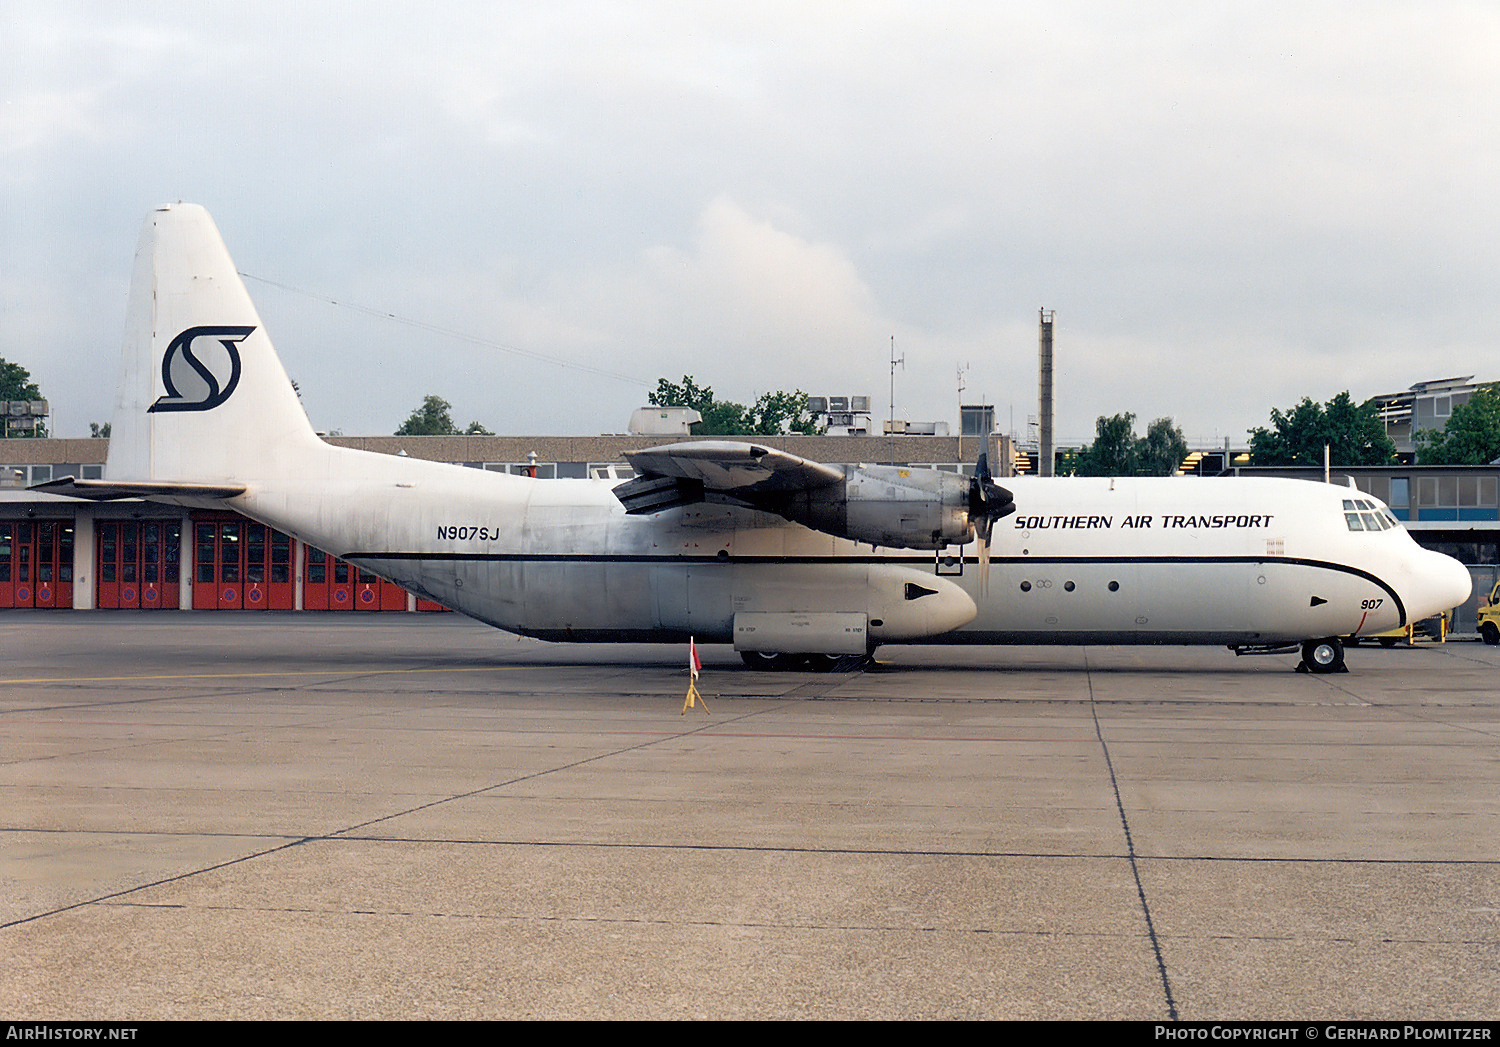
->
[967, 453, 1016, 592]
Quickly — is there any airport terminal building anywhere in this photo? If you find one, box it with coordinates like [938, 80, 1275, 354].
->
[4, 433, 1498, 631]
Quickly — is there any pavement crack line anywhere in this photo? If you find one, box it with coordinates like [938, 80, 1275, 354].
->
[1083, 648, 1180, 1022]
[88, 898, 1188, 938]
[329, 664, 867, 837]
[1, 717, 753, 933]
[87, 900, 1500, 946]
[1312, 649, 1500, 739]
[330, 701, 781, 838]
[1, 665, 848, 933]
[0, 837, 309, 932]
[0, 674, 777, 933]
[1, 663, 886, 938]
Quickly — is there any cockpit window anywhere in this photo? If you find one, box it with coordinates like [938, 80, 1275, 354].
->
[1342, 497, 1401, 531]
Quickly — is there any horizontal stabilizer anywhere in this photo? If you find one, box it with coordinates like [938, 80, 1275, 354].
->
[29, 476, 247, 501]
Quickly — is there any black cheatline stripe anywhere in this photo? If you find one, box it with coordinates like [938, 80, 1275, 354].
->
[342, 551, 1406, 626]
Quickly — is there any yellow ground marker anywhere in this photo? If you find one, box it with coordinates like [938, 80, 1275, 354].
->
[682, 637, 709, 715]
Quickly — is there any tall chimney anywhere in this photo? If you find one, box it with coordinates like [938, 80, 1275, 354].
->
[1038, 308, 1055, 477]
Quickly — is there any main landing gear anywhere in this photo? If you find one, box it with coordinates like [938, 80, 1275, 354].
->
[739, 651, 873, 673]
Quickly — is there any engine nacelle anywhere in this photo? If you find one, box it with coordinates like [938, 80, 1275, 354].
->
[616, 442, 1016, 552]
[777, 465, 976, 550]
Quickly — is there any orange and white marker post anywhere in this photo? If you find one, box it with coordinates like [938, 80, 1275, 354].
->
[682, 637, 709, 715]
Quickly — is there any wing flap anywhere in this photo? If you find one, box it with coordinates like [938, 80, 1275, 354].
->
[613, 474, 706, 515]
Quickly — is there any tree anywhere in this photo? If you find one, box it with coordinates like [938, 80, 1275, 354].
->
[649, 376, 745, 434]
[648, 375, 821, 436]
[748, 389, 821, 436]
[1248, 391, 1395, 466]
[0, 357, 41, 401]
[396, 395, 458, 435]
[90, 422, 111, 438]
[1073, 413, 1138, 476]
[394, 395, 490, 436]
[1136, 416, 1190, 476]
[1416, 383, 1500, 465]
[1, 356, 46, 438]
[1071, 414, 1188, 477]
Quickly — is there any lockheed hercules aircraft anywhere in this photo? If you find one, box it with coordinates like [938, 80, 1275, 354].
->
[40, 205, 1472, 674]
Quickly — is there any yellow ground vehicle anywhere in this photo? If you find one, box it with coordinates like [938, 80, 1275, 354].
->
[1479, 581, 1500, 646]
[1351, 610, 1451, 648]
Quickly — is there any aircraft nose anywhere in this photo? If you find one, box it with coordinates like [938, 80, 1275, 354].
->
[1438, 552, 1473, 608]
[1409, 550, 1471, 622]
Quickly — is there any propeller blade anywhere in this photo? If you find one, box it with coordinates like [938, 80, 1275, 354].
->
[966, 454, 1014, 598]
[968, 455, 1015, 527]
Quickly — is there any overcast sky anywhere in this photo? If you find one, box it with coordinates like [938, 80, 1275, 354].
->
[4, 2, 1496, 447]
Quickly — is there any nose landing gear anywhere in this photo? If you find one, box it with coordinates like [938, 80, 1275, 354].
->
[1298, 637, 1347, 674]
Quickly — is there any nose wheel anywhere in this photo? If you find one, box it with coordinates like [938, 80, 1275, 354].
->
[1299, 637, 1347, 674]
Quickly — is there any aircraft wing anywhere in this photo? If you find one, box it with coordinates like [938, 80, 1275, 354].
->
[613, 439, 1013, 553]
[616, 441, 844, 514]
[28, 476, 247, 501]
[626, 441, 844, 493]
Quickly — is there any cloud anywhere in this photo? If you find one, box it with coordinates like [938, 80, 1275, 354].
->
[639, 197, 885, 353]
[7, 2, 1499, 445]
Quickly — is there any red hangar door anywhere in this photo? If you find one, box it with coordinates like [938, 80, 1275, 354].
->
[96, 521, 182, 609]
[191, 516, 294, 610]
[303, 547, 409, 610]
[302, 547, 353, 610]
[0, 520, 74, 609]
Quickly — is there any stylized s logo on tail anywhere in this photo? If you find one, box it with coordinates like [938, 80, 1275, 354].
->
[148, 326, 254, 413]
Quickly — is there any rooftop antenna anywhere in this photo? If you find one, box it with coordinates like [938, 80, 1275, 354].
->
[888, 335, 904, 463]
[956, 362, 970, 465]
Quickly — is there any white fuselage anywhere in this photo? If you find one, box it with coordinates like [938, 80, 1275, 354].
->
[221, 448, 1468, 650]
[101, 203, 1472, 657]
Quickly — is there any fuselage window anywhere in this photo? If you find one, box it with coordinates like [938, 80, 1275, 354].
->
[1346, 513, 1365, 531]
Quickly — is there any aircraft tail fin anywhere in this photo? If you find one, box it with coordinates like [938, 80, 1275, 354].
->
[105, 204, 323, 485]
